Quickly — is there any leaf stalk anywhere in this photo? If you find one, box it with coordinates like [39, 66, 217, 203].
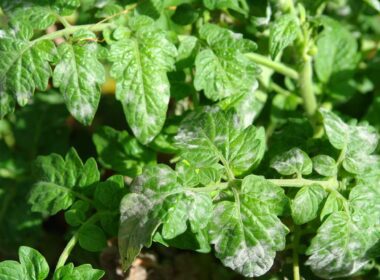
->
[245, 53, 299, 79]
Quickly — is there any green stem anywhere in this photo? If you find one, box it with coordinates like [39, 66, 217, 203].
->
[54, 213, 100, 271]
[268, 178, 338, 190]
[55, 234, 78, 271]
[293, 226, 301, 280]
[298, 55, 317, 117]
[190, 182, 229, 193]
[34, 23, 114, 43]
[245, 53, 299, 80]
[56, 15, 72, 28]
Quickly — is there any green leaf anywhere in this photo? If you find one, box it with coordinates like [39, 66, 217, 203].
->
[118, 164, 213, 269]
[109, 16, 177, 144]
[269, 14, 299, 59]
[306, 210, 379, 278]
[29, 148, 99, 215]
[218, 88, 267, 128]
[54, 263, 104, 280]
[175, 108, 266, 177]
[53, 31, 105, 125]
[9, 6, 57, 30]
[0, 246, 49, 280]
[0, 26, 55, 116]
[320, 109, 351, 149]
[64, 200, 90, 227]
[314, 16, 359, 101]
[171, 4, 200, 25]
[203, 0, 249, 15]
[363, 0, 380, 11]
[19, 246, 49, 280]
[176, 160, 223, 188]
[291, 185, 326, 225]
[92, 126, 155, 177]
[320, 191, 346, 220]
[350, 183, 380, 222]
[154, 228, 211, 253]
[320, 109, 379, 174]
[194, 24, 259, 101]
[312, 155, 337, 177]
[53, 0, 80, 16]
[270, 148, 312, 176]
[78, 224, 107, 252]
[94, 175, 125, 210]
[210, 175, 288, 277]
[0, 261, 25, 280]
[137, 0, 164, 19]
[315, 16, 358, 82]
[176, 35, 200, 70]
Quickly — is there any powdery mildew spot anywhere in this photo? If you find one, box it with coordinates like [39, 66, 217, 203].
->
[223, 244, 274, 277]
[0, 30, 6, 39]
[156, 83, 168, 94]
[16, 91, 31, 106]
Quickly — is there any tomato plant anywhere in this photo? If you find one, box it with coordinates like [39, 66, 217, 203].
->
[0, 0, 380, 279]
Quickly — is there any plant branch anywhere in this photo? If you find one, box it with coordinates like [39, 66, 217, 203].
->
[293, 226, 301, 280]
[245, 53, 299, 79]
[54, 213, 101, 271]
[56, 15, 72, 28]
[298, 55, 317, 117]
[189, 182, 229, 193]
[34, 23, 114, 43]
[55, 234, 78, 271]
[268, 177, 338, 190]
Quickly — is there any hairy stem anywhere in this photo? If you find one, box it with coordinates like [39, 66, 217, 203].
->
[34, 23, 114, 43]
[54, 213, 101, 271]
[268, 178, 338, 190]
[245, 53, 299, 79]
[190, 182, 229, 192]
[56, 15, 72, 28]
[55, 234, 78, 271]
[293, 227, 301, 280]
[298, 55, 317, 117]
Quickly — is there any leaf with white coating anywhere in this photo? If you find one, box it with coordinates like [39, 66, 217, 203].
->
[118, 164, 213, 269]
[53, 31, 105, 126]
[270, 147, 312, 176]
[269, 14, 299, 59]
[0, 25, 55, 117]
[175, 108, 266, 177]
[194, 24, 259, 101]
[109, 16, 177, 144]
[210, 175, 288, 277]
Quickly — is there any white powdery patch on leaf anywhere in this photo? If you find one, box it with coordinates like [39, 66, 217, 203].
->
[223, 244, 274, 277]
[0, 30, 6, 39]
[15, 91, 32, 106]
